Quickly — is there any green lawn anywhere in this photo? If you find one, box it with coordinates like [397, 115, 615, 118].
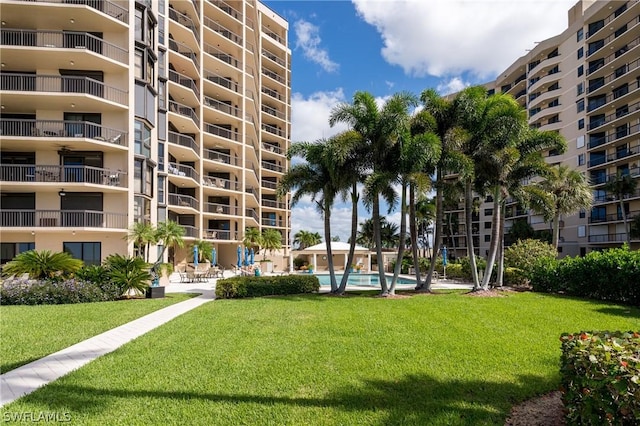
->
[0, 293, 196, 373]
[2, 292, 639, 425]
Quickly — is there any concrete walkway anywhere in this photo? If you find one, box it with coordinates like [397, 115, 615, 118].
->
[0, 271, 471, 408]
[0, 289, 215, 407]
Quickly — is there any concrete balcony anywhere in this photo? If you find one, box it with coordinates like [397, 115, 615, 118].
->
[0, 209, 127, 229]
[2, 0, 129, 27]
[168, 131, 199, 160]
[262, 161, 284, 174]
[588, 232, 628, 243]
[0, 164, 126, 188]
[204, 228, 238, 241]
[204, 202, 240, 216]
[168, 193, 198, 210]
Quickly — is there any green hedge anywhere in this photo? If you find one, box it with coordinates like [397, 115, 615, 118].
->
[560, 331, 640, 425]
[530, 246, 640, 305]
[215, 275, 320, 299]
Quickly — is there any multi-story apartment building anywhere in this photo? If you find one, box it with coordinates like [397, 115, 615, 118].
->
[0, 0, 291, 267]
[444, 0, 639, 259]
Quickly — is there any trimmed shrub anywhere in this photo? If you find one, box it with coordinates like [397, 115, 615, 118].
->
[560, 331, 640, 425]
[0, 278, 119, 305]
[504, 239, 557, 279]
[531, 245, 640, 305]
[215, 275, 320, 299]
[459, 256, 486, 281]
[503, 267, 528, 287]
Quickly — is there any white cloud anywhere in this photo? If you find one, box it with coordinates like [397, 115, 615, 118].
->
[294, 19, 340, 73]
[291, 89, 349, 142]
[436, 77, 471, 95]
[352, 0, 576, 78]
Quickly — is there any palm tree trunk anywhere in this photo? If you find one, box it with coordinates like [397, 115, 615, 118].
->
[373, 194, 388, 295]
[420, 171, 442, 292]
[390, 179, 408, 294]
[481, 189, 501, 290]
[620, 200, 630, 245]
[552, 214, 561, 250]
[338, 183, 359, 294]
[465, 180, 480, 290]
[495, 202, 506, 287]
[409, 182, 421, 286]
[322, 199, 337, 293]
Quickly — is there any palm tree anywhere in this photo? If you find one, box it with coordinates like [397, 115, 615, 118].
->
[278, 139, 341, 292]
[154, 220, 186, 267]
[243, 227, 262, 250]
[531, 165, 593, 249]
[260, 228, 282, 260]
[190, 239, 214, 263]
[2, 250, 83, 279]
[104, 254, 152, 297]
[605, 172, 638, 245]
[380, 220, 400, 249]
[126, 221, 156, 262]
[293, 230, 321, 250]
[356, 218, 376, 249]
[330, 91, 416, 295]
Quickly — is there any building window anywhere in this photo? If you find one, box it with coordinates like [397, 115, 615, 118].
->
[578, 119, 584, 130]
[577, 47, 583, 59]
[577, 82, 584, 95]
[484, 221, 491, 229]
[484, 208, 493, 216]
[578, 153, 585, 166]
[576, 135, 585, 148]
[135, 120, 151, 158]
[577, 28, 583, 41]
[134, 159, 154, 197]
[548, 82, 559, 91]
[577, 225, 586, 238]
[1, 242, 35, 264]
[158, 142, 165, 172]
[63, 242, 101, 266]
[484, 235, 491, 243]
[577, 65, 584, 77]
[549, 99, 560, 108]
[134, 195, 151, 223]
[576, 99, 584, 112]
[579, 209, 586, 219]
[158, 176, 166, 204]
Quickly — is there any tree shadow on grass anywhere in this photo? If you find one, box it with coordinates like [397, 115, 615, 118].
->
[11, 372, 555, 424]
[594, 306, 639, 319]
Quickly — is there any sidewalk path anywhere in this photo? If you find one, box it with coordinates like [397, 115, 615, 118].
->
[0, 290, 215, 407]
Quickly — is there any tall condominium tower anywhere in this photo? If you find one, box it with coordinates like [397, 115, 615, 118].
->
[0, 0, 292, 266]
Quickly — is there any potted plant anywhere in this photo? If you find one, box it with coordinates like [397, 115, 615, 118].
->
[307, 264, 314, 274]
[350, 264, 356, 273]
[355, 264, 362, 273]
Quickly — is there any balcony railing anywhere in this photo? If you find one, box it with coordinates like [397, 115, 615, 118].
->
[207, 0, 242, 21]
[168, 8, 199, 42]
[202, 176, 239, 191]
[0, 209, 127, 229]
[168, 39, 200, 70]
[262, 199, 287, 209]
[168, 131, 199, 152]
[262, 48, 286, 67]
[204, 72, 240, 94]
[181, 225, 198, 238]
[594, 187, 640, 204]
[262, 67, 285, 84]
[261, 180, 278, 190]
[168, 163, 199, 182]
[204, 42, 242, 70]
[0, 73, 128, 105]
[0, 119, 127, 145]
[263, 28, 284, 45]
[204, 123, 240, 142]
[203, 15, 242, 45]
[262, 218, 285, 227]
[0, 164, 125, 187]
[246, 208, 259, 222]
[589, 209, 640, 224]
[168, 100, 199, 125]
[204, 202, 239, 215]
[204, 149, 238, 166]
[203, 96, 241, 117]
[168, 69, 199, 98]
[168, 193, 198, 209]
[261, 87, 283, 101]
[263, 143, 283, 154]
[588, 123, 640, 149]
[204, 228, 237, 240]
[261, 104, 286, 120]
[261, 123, 284, 137]
[262, 161, 284, 173]
[588, 232, 627, 243]
[246, 186, 259, 200]
[11, 0, 129, 24]
[0, 29, 128, 64]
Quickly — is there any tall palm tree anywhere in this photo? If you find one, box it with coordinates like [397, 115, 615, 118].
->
[126, 221, 156, 262]
[260, 228, 282, 260]
[531, 165, 593, 249]
[330, 91, 416, 296]
[277, 139, 341, 292]
[243, 227, 262, 250]
[356, 218, 377, 249]
[605, 172, 638, 245]
[154, 220, 186, 267]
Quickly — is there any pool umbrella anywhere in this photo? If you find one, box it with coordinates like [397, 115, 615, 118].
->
[441, 246, 447, 266]
[244, 247, 249, 266]
[211, 248, 217, 266]
[249, 248, 254, 265]
[237, 245, 242, 268]
[193, 245, 199, 267]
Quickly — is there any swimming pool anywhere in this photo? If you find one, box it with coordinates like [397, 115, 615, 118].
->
[316, 273, 416, 287]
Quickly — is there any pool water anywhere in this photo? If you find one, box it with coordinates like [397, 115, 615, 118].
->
[316, 273, 416, 287]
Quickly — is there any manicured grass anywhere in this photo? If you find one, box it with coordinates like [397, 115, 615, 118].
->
[2, 292, 639, 425]
[0, 293, 195, 373]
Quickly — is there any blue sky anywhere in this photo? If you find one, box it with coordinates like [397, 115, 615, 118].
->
[261, 0, 578, 242]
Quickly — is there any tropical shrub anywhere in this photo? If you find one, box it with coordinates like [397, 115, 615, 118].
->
[292, 256, 306, 270]
[503, 267, 528, 287]
[104, 254, 152, 297]
[459, 256, 487, 281]
[2, 250, 83, 279]
[530, 245, 640, 304]
[75, 265, 108, 285]
[216, 275, 320, 299]
[0, 278, 118, 305]
[560, 331, 640, 425]
[504, 239, 557, 278]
